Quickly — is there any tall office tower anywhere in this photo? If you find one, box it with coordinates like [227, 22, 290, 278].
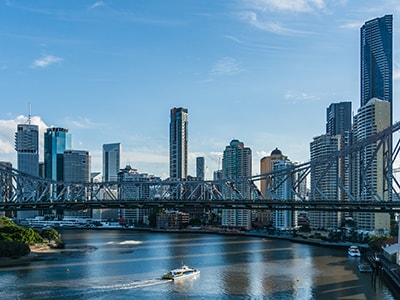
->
[361, 15, 392, 111]
[353, 98, 391, 231]
[63, 150, 91, 218]
[15, 121, 39, 218]
[310, 134, 342, 230]
[169, 107, 188, 180]
[326, 102, 352, 136]
[273, 160, 297, 230]
[15, 123, 39, 176]
[221, 139, 252, 229]
[260, 148, 287, 197]
[63, 150, 91, 182]
[102, 143, 121, 182]
[196, 157, 205, 180]
[44, 127, 71, 181]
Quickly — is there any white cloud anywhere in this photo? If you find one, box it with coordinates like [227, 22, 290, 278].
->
[239, 11, 309, 35]
[340, 21, 363, 29]
[31, 55, 63, 68]
[210, 57, 242, 76]
[89, 1, 106, 10]
[64, 116, 99, 129]
[245, 0, 328, 13]
[284, 90, 320, 103]
[0, 115, 48, 166]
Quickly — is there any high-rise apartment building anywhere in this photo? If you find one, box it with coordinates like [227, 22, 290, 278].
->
[102, 143, 121, 182]
[169, 107, 188, 180]
[15, 123, 39, 176]
[44, 127, 71, 181]
[118, 165, 161, 225]
[353, 98, 391, 231]
[273, 160, 297, 230]
[360, 15, 392, 110]
[196, 157, 205, 180]
[260, 148, 287, 197]
[221, 139, 252, 229]
[356, 15, 393, 232]
[310, 134, 342, 230]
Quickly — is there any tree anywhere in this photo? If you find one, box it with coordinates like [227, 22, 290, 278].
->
[41, 228, 61, 243]
[368, 235, 391, 252]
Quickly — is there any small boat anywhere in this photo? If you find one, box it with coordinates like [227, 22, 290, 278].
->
[162, 264, 200, 281]
[358, 263, 372, 273]
[348, 246, 361, 257]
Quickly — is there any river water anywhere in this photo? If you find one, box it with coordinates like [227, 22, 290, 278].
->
[0, 229, 398, 300]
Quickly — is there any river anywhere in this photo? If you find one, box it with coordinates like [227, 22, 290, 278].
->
[0, 229, 398, 299]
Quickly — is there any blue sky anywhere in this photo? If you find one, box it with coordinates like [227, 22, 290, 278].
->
[0, 0, 400, 179]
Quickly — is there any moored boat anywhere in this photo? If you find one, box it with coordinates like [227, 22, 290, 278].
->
[162, 264, 200, 281]
[348, 245, 361, 257]
[358, 263, 372, 273]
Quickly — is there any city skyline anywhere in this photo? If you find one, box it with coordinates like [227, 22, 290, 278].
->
[1, 1, 400, 179]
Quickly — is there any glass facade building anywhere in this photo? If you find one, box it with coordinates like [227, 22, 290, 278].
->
[169, 107, 188, 180]
[360, 15, 392, 110]
[44, 127, 71, 181]
[102, 143, 121, 182]
[326, 102, 352, 136]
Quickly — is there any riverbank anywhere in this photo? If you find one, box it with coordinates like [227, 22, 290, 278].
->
[129, 226, 366, 249]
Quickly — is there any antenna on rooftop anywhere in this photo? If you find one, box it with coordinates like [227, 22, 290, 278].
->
[26, 102, 32, 124]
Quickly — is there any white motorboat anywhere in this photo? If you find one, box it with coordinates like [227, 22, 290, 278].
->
[162, 264, 200, 281]
[348, 245, 361, 257]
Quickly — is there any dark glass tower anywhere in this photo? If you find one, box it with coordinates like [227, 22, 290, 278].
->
[169, 107, 188, 179]
[44, 127, 71, 181]
[326, 102, 352, 136]
[360, 15, 392, 111]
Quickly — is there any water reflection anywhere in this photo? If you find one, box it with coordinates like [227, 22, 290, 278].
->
[0, 230, 397, 300]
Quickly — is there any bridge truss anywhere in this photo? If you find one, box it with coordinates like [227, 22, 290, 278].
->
[1, 122, 400, 213]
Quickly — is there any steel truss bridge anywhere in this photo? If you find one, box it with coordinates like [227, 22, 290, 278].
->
[1, 122, 400, 213]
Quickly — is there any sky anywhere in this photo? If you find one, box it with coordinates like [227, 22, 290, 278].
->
[1, 0, 400, 180]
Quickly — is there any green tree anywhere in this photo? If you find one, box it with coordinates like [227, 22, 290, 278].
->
[368, 235, 391, 252]
[41, 228, 61, 243]
[0, 240, 30, 258]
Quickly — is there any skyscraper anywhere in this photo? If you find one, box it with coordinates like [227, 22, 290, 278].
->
[310, 134, 342, 230]
[63, 150, 91, 183]
[102, 143, 121, 182]
[221, 139, 252, 229]
[169, 107, 188, 180]
[15, 123, 39, 176]
[63, 150, 91, 218]
[273, 160, 297, 230]
[326, 102, 352, 136]
[196, 156, 205, 180]
[353, 98, 391, 231]
[260, 148, 287, 197]
[360, 15, 392, 111]
[44, 127, 71, 181]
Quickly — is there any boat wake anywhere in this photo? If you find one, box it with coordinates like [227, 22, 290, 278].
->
[94, 278, 171, 291]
